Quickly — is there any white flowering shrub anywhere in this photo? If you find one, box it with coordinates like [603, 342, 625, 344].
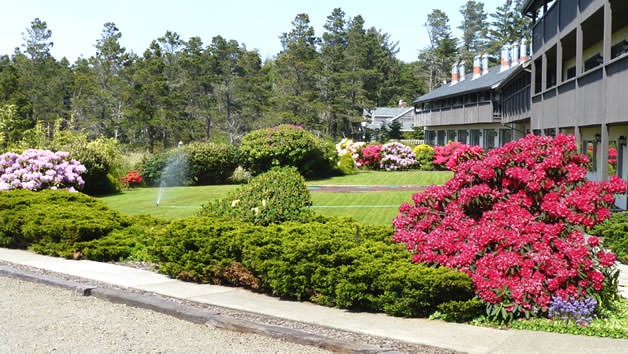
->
[379, 142, 416, 171]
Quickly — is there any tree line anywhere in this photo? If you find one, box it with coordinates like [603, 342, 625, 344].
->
[0, 1, 529, 152]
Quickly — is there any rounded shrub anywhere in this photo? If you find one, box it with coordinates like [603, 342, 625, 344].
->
[69, 137, 123, 196]
[413, 144, 435, 171]
[199, 166, 312, 225]
[239, 124, 335, 178]
[182, 142, 240, 185]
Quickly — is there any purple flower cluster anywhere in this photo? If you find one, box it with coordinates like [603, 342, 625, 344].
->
[0, 149, 86, 192]
[548, 296, 597, 326]
[379, 142, 416, 171]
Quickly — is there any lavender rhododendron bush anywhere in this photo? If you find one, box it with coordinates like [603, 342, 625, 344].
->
[393, 134, 626, 320]
[0, 149, 86, 191]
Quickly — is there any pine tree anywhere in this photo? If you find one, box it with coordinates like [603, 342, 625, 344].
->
[487, 0, 532, 59]
[419, 10, 458, 89]
[458, 1, 489, 68]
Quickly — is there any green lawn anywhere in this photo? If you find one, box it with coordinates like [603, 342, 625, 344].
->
[307, 170, 452, 186]
[311, 191, 414, 225]
[99, 171, 440, 223]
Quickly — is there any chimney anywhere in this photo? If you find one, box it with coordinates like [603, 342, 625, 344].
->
[472, 55, 481, 79]
[451, 61, 459, 84]
[482, 53, 489, 75]
[398, 100, 408, 108]
[520, 38, 528, 62]
[511, 42, 520, 66]
[458, 61, 466, 82]
[500, 44, 511, 72]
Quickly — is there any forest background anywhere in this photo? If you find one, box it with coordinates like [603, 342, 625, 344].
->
[0, 0, 530, 152]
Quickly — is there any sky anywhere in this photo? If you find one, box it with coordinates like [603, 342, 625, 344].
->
[1, 0, 505, 63]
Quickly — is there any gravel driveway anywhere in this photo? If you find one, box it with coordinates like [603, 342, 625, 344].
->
[0, 276, 331, 354]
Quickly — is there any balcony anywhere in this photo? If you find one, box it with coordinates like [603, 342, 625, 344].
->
[417, 102, 493, 127]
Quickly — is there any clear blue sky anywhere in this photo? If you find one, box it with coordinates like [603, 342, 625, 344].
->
[1, 0, 505, 63]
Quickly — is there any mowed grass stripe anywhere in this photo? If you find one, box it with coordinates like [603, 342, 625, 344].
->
[98, 171, 439, 223]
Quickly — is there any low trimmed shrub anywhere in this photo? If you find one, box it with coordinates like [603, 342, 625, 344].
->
[199, 166, 312, 225]
[591, 212, 628, 264]
[0, 190, 130, 255]
[150, 216, 476, 318]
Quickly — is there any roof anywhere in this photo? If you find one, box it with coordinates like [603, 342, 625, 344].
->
[521, 0, 551, 16]
[413, 64, 520, 104]
[371, 107, 413, 118]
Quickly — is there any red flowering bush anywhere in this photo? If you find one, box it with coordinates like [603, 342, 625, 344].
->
[120, 170, 143, 188]
[433, 141, 464, 169]
[358, 144, 382, 169]
[393, 134, 627, 320]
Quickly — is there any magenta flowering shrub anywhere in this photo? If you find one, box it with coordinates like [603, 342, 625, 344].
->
[380, 142, 416, 171]
[433, 141, 464, 169]
[358, 144, 382, 169]
[393, 134, 627, 319]
[0, 149, 86, 192]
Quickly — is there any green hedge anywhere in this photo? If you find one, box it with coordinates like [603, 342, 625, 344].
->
[151, 216, 476, 317]
[0, 190, 477, 319]
[591, 211, 628, 264]
[0, 190, 130, 256]
[138, 142, 239, 187]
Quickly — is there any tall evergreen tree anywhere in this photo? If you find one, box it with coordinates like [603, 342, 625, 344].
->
[180, 36, 214, 141]
[487, 0, 532, 59]
[320, 8, 348, 138]
[272, 13, 322, 129]
[16, 18, 70, 139]
[419, 10, 458, 89]
[72, 22, 131, 139]
[458, 1, 489, 68]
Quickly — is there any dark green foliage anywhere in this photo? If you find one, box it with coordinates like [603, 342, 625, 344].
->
[138, 143, 239, 187]
[75, 215, 168, 262]
[151, 216, 476, 318]
[0, 190, 129, 255]
[69, 137, 123, 196]
[591, 212, 628, 264]
[436, 299, 485, 322]
[182, 142, 240, 185]
[239, 125, 336, 178]
[137, 153, 168, 186]
[199, 166, 313, 225]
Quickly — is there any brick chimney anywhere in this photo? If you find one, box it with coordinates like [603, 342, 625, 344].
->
[482, 53, 489, 75]
[472, 55, 481, 79]
[511, 42, 520, 66]
[520, 38, 528, 62]
[451, 61, 459, 84]
[500, 44, 511, 72]
[458, 61, 466, 82]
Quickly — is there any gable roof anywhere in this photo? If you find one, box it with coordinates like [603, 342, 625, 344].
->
[371, 107, 413, 118]
[413, 64, 519, 105]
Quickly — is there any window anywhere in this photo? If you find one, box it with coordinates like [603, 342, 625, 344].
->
[447, 130, 456, 143]
[437, 131, 446, 146]
[458, 130, 469, 144]
[470, 129, 482, 147]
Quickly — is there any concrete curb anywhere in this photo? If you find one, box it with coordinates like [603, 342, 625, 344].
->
[0, 264, 396, 354]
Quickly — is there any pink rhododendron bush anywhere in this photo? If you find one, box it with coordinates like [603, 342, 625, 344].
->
[0, 149, 86, 191]
[393, 134, 626, 320]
